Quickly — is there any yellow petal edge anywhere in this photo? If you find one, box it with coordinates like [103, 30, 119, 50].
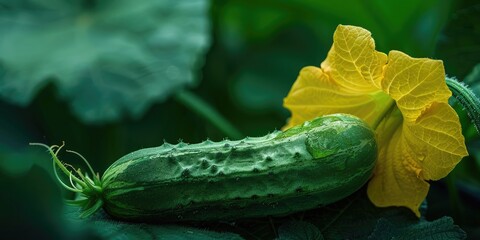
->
[283, 24, 468, 217]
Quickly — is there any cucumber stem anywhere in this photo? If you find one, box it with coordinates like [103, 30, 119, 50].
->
[30, 142, 103, 218]
[174, 89, 243, 139]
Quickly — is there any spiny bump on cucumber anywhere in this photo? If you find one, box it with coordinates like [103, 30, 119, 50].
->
[200, 159, 210, 169]
[210, 165, 219, 174]
[181, 168, 191, 178]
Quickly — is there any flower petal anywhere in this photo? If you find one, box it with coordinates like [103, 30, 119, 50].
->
[367, 109, 429, 217]
[402, 102, 468, 180]
[283, 66, 390, 129]
[321, 25, 387, 93]
[368, 103, 468, 216]
[382, 50, 451, 121]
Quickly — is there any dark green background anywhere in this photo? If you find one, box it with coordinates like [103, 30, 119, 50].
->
[1, 0, 479, 239]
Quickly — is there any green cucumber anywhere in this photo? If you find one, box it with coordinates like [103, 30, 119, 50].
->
[32, 113, 377, 222]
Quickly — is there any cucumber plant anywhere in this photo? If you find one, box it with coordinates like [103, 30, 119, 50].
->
[32, 114, 377, 222]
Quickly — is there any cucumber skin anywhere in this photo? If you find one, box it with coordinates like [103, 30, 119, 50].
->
[101, 114, 377, 222]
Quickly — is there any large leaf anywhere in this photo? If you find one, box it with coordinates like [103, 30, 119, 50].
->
[0, 0, 210, 123]
[64, 206, 244, 240]
[214, 188, 466, 239]
[368, 217, 466, 240]
[277, 221, 323, 240]
[305, 189, 467, 240]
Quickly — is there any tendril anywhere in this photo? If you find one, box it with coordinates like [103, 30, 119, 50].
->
[69, 171, 81, 191]
[52, 157, 82, 193]
[30, 142, 104, 218]
[66, 149, 97, 180]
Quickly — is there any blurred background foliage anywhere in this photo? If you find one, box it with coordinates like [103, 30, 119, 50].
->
[1, 0, 479, 239]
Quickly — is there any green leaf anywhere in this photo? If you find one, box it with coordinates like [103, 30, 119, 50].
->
[0, 0, 210, 123]
[368, 217, 466, 240]
[64, 205, 244, 240]
[277, 221, 324, 240]
[302, 190, 466, 240]
[223, 188, 466, 239]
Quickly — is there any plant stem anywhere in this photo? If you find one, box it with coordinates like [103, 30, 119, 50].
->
[446, 77, 480, 134]
[174, 90, 243, 139]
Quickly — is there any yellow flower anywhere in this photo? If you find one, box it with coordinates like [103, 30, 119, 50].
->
[283, 25, 468, 216]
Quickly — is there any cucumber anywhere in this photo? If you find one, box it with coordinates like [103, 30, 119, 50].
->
[33, 113, 377, 222]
